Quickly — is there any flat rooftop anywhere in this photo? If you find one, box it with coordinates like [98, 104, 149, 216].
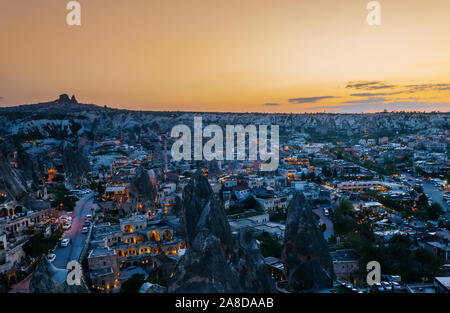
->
[434, 277, 450, 291]
[88, 247, 116, 258]
[330, 249, 359, 262]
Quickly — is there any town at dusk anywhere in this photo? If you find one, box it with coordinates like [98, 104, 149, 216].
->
[0, 0, 448, 310]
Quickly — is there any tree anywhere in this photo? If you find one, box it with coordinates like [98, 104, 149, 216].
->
[331, 199, 358, 236]
[244, 196, 263, 211]
[322, 166, 331, 178]
[120, 274, 146, 293]
[256, 232, 282, 258]
[23, 229, 63, 258]
[427, 203, 443, 220]
[337, 199, 354, 215]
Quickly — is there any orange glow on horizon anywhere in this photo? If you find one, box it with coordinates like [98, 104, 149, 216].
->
[0, 0, 449, 113]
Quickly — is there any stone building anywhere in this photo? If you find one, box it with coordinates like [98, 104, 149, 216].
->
[330, 249, 360, 284]
[87, 247, 120, 292]
[88, 214, 184, 292]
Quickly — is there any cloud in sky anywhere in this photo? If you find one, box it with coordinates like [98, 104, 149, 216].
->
[350, 91, 405, 97]
[342, 97, 389, 105]
[347, 81, 450, 95]
[305, 100, 450, 113]
[288, 96, 337, 104]
[405, 83, 450, 91]
[263, 80, 450, 112]
[346, 81, 396, 90]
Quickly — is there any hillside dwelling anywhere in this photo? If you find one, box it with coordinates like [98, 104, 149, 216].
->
[103, 185, 130, 202]
[233, 185, 250, 202]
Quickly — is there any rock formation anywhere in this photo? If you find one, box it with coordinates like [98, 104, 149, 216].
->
[61, 144, 91, 183]
[129, 167, 157, 204]
[16, 146, 44, 188]
[181, 172, 232, 252]
[230, 229, 276, 293]
[57, 94, 78, 105]
[0, 153, 28, 201]
[29, 255, 89, 293]
[139, 282, 167, 293]
[168, 172, 275, 293]
[282, 192, 335, 292]
[168, 230, 241, 293]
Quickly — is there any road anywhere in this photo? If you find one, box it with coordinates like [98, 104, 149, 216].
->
[422, 182, 448, 212]
[403, 173, 449, 217]
[313, 206, 334, 241]
[53, 192, 96, 269]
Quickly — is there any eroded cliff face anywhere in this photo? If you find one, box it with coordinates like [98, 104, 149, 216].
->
[181, 172, 232, 253]
[61, 143, 91, 183]
[0, 153, 28, 201]
[229, 229, 276, 293]
[282, 193, 335, 292]
[168, 230, 240, 293]
[169, 172, 275, 293]
[129, 167, 157, 204]
[16, 147, 44, 188]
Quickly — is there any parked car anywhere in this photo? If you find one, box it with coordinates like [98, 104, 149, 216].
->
[324, 208, 330, 216]
[60, 215, 71, 221]
[63, 223, 71, 230]
[82, 226, 89, 234]
[392, 282, 402, 290]
[381, 281, 392, 291]
[60, 238, 71, 247]
[83, 221, 91, 227]
[374, 282, 384, 292]
[48, 254, 56, 262]
[86, 214, 92, 220]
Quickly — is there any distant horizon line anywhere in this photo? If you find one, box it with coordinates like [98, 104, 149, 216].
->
[1, 94, 449, 115]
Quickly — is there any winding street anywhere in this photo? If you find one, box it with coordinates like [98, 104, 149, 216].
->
[52, 192, 96, 269]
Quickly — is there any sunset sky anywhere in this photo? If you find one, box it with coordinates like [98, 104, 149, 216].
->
[1, 0, 449, 113]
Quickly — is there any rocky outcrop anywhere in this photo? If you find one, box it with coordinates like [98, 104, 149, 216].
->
[61, 144, 91, 183]
[169, 172, 275, 293]
[0, 153, 28, 201]
[180, 172, 232, 251]
[282, 193, 335, 292]
[16, 146, 44, 188]
[139, 282, 167, 293]
[29, 255, 89, 293]
[168, 230, 241, 293]
[129, 167, 157, 204]
[57, 94, 78, 105]
[230, 230, 276, 293]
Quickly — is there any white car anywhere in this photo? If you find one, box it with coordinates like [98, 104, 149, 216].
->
[381, 281, 392, 291]
[86, 214, 92, 220]
[82, 226, 89, 234]
[60, 238, 71, 247]
[63, 223, 71, 230]
[48, 254, 56, 262]
[60, 215, 72, 222]
[374, 282, 384, 292]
